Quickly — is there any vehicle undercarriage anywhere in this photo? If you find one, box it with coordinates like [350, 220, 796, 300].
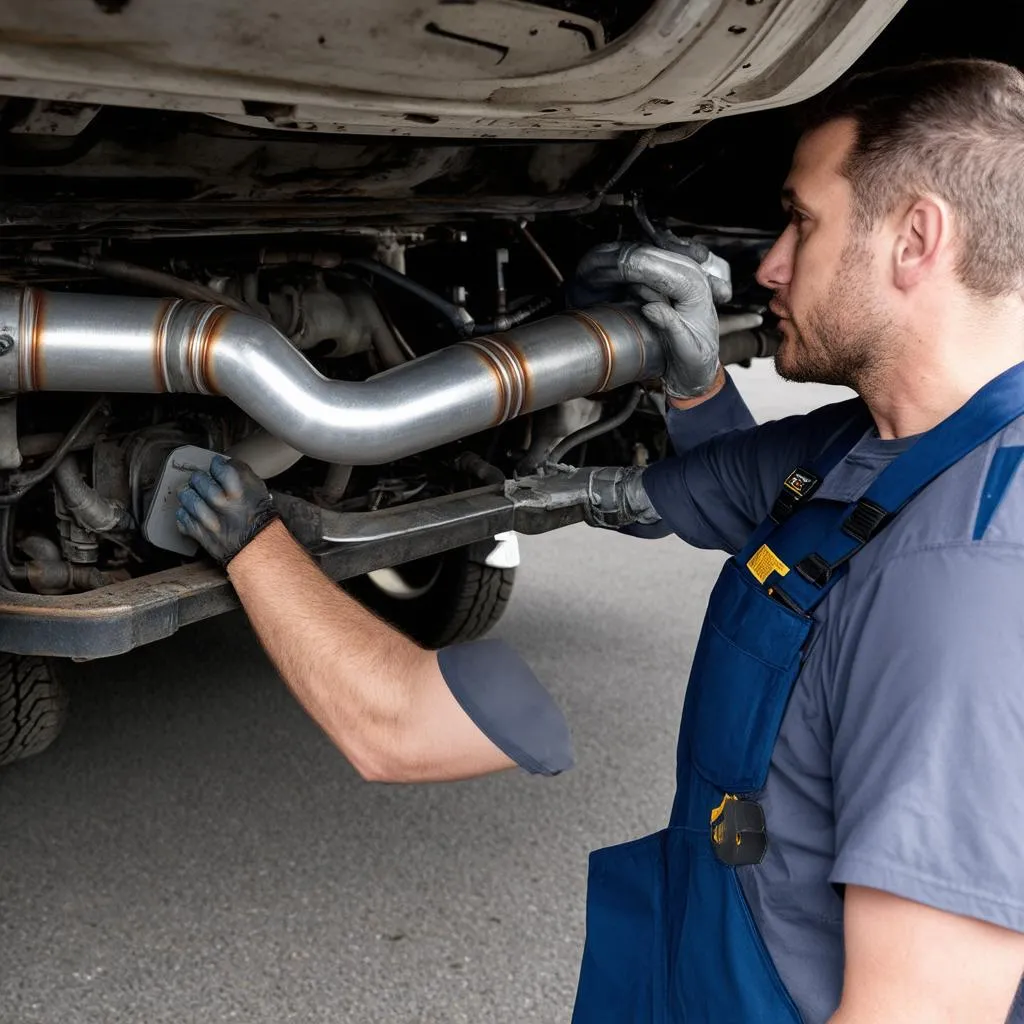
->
[0, 0, 1016, 762]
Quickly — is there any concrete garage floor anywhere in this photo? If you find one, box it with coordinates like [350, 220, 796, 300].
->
[0, 364, 847, 1024]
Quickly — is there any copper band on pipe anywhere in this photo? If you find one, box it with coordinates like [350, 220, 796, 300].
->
[19, 287, 44, 392]
[185, 305, 229, 395]
[463, 336, 529, 424]
[567, 309, 615, 392]
[463, 339, 513, 424]
[476, 336, 527, 420]
[153, 298, 179, 394]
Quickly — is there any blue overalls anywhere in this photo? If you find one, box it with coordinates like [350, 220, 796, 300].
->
[572, 363, 1024, 1023]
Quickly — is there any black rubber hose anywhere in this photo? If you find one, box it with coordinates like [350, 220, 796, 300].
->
[345, 258, 475, 338]
[633, 199, 711, 265]
[544, 330, 779, 465]
[455, 452, 506, 487]
[0, 398, 108, 506]
[0, 508, 21, 586]
[473, 296, 552, 335]
[547, 385, 644, 465]
[718, 328, 781, 366]
[53, 455, 135, 532]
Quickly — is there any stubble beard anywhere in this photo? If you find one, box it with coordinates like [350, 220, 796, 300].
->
[773, 239, 893, 392]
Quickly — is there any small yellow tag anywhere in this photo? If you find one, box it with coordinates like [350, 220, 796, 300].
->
[710, 794, 737, 846]
[746, 544, 790, 584]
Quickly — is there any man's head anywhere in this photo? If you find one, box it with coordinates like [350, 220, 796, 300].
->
[756, 59, 1024, 389]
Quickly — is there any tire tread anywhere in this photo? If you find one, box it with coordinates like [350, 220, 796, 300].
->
[0, 653, 69, 767]
[433, 561, 515, 647]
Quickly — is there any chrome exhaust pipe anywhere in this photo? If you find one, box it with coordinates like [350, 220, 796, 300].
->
[0, 288, 664, 465]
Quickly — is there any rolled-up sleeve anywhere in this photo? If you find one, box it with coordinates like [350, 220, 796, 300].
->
[436, 639, 574, 776]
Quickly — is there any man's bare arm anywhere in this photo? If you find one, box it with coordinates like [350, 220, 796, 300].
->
[227, 520, 518, 783]
[830, 885, 1024, 1023]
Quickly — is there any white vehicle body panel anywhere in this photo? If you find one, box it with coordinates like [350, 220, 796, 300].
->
[0, 0, 905, 139]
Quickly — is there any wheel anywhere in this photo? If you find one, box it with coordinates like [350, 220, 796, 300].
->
[0, 653, 69, 767]
[347, 541, 516, 649]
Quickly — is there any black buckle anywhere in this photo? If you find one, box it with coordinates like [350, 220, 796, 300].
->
[769, 467, 821, 523]
[710, 795, 767, 867]
[796, 553, 833, 587]
[769, 491, 798, 525]
[842, 499, 889, 544]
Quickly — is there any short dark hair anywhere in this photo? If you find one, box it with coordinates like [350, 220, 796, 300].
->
[803, 59, 1024, 297]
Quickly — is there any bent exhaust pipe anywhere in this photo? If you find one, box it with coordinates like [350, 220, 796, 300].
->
[0, 288, 665, 465]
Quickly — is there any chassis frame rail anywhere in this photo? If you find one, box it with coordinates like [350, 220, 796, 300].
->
[0, 483, 584, 659]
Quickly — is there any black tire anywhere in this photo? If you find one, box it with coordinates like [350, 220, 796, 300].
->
[346, 542, 516, 649]
[0, 653, 69, 767]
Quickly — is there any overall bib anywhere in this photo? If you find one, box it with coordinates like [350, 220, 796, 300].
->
[572, 363, 1024, 1024]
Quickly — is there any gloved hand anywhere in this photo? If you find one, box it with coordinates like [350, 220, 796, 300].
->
[508, 464, 661, 530]
[175, 454, 280, 566]
[572, 242, 721, 400]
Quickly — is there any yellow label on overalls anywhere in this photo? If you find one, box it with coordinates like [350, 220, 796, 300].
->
[746, 544, 790, 584]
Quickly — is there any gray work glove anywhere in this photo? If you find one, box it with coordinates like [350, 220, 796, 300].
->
[573, 242, 721, 400]
[508, 464, 661, 530]
[176, 455, 280, 566]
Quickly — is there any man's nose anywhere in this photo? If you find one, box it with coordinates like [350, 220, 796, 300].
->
[755, 228, 794, 291]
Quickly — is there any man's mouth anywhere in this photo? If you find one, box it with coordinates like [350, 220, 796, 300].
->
[769, 300, 790, 320]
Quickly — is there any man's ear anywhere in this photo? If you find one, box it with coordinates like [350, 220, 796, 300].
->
[892, 196, 951, 291]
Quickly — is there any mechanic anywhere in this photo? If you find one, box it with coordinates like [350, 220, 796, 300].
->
[176, 58, 1024, 1023]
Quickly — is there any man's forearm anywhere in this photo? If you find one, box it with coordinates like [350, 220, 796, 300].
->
[225, 520, 438, 778]
[225, 521, 521, 782]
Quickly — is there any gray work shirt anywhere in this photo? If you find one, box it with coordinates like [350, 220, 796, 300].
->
[641, 374, 1024, 1022]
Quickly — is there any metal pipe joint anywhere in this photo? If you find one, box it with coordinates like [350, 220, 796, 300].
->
[0, 287, 666, 466]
